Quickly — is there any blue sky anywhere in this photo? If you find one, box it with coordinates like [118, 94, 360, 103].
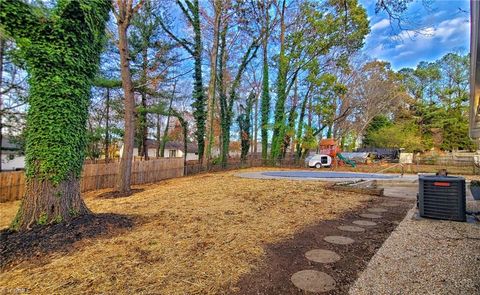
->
[360, 0, 470, 70]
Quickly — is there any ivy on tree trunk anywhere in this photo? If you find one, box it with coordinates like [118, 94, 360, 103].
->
[0, 0, 110, 230]
[270, 0, 288, 162]
[217, 23, 259, 168]
[238, 92, 255, 164]
[260, 0, 271, 162]
[159, 0, 205, 164]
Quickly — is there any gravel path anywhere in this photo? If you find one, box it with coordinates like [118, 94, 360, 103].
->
[349, 206, 480, 295]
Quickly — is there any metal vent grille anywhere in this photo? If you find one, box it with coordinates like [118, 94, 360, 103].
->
[418, 176, 466, 222]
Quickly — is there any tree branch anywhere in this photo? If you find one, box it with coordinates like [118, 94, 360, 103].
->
[158, 19, 194, 55]
[176, 0, 194, 25]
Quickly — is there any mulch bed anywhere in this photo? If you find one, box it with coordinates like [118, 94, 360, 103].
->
[0, 213, 135, 271]
[232, 197, 413, 295]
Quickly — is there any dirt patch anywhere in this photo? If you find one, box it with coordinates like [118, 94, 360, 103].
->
[233, 197, 413, 294]
[0, 213, 135, 271]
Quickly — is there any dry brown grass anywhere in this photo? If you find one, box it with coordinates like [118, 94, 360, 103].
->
[0, 168, 371, 294]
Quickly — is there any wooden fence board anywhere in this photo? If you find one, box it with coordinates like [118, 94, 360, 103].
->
[0, 158, 184, 203]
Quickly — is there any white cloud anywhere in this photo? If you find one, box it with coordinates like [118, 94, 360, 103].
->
[365, 16, 469, 69]
[371, 19, 390, 31]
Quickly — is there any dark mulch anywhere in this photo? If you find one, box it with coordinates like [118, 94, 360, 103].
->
[0, 213, 135, 271]
[232, 197, 413, 295]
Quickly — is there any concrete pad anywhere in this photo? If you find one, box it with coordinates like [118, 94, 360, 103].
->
[338, 225, 365, 232]
[353, 220, 377, 226]
[367, 208, 388, 213]
[235, 171, 412, 182]
[324, 235, 355, 245]
[382, 187, 418, 199]
[305, 249, 341, 263]
[291, 270, 336, 292]
[359, 213, 382, 219]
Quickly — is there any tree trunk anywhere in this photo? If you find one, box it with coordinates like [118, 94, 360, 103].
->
[260, 2, 270, 161]
[140, 92, 148, 160]
[105, 88, 110, 163]
[253, 91, 259, 154]
[296, 91, 309, 160]
[191, 0, 206, 164]
[282, 78, 298, 158]
[14, 174, 90, 229]
[1, 0, 110, 231]
[139, 47, 149, 160]
[161, 81, 176, 157]
[270, 0, 287, 162]
[205, 0, 222, 164]
[218, 22, 228, 167]
[116, 23, 135, 195]
[156, 113, 161, 158]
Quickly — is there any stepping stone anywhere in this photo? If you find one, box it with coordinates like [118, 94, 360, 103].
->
[324, 235, 354, 245]
[353, 220, 377, 226]
[338, 225, 365, 232]
[382, 202, 402, 207]
[291, 270, 336, 292]
[305, 249, 341, 263]
[360, 213, 382, 219]
[367, 207, 388, 213]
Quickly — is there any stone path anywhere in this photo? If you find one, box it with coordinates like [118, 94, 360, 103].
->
[291, 270, 336, 292]
[359, 213, 382, 219]
[352, 220, 377, 226]
[338, 225, 365, 232]
[305, 249, 341, 263]
[324, 235, 355, 245]
[367, 208, 388, 213]
[290, 204, 388, 293]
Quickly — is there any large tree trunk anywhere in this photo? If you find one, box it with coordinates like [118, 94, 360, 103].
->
[116, 23, 136, 195]
[14, 175, 90, 229]
[1, 0, 110, 231]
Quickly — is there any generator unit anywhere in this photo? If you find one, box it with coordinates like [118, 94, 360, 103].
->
[418, 175, 466, 222]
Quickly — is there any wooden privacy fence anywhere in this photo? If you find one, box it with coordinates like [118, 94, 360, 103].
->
[0, 171, 25, 203]
[0, 158, 184, 203]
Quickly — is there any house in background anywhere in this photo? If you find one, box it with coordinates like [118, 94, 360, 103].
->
[1, 137, 25, 171]
[125, 139, 199, 161]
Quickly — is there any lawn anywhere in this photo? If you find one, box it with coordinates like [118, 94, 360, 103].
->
[0, 168, 372, 294]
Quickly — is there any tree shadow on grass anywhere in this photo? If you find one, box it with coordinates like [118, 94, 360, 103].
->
[96, 188, 145, 199]
[0, 213, 136, 271]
